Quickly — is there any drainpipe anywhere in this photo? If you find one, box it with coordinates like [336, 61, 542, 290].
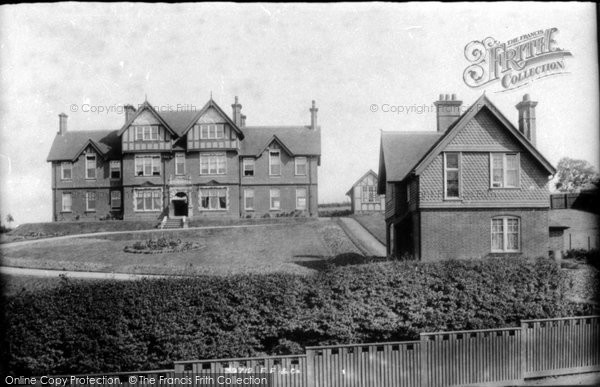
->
[308, 157, 312, 216]
[238, 157, 243, 218]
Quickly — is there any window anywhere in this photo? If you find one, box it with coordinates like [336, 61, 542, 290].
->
[111, 191, 122, 209]
[491, 153, 519, 188]
[444, 153, 460, 199]
[85, 154, 96, 179]
[199, 124, 225, 139]
[199, 187, 227, 210]
[135, 155, 161, 177]
[134, 189, 162, 212]
[406, 183, 411, 203]
[62, 192, 72, 212]
[270, 188, 280, 210]
[110, 160, 121, 179]
[296, 188, 307, 210]
[86, 192, 96, 212]
[243, 158, 255, 176]
[244, 189, 254, 210]
[61, 162, 72, 180]
[491, 217, 520, 252]
[135, 126, 159, 141]
[175, 153, 185, 175]
[200, 153, 226, 175]
[269, 151, 281, 176]
[362, 186, 377, 203]
[295, 157, 307, 175]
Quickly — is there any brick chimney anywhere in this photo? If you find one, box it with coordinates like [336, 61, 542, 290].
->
[58, 113, 68, 135]
[310, 100, 318, 130]
[240, 114, 246, 127]
[231, 96, 242, 126]
[124, 104, 136, 124]
[516, 94, 537, 146]
[433, 94, 462, 132]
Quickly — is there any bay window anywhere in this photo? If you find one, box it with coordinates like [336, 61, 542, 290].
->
[134, 188, 162, 212]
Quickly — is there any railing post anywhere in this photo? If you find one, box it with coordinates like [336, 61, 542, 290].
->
[520, 321, 527, 382]
[306, 348, 315, 387]
[420, 334, 429, 387]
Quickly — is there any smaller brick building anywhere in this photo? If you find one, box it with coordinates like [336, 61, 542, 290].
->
[346, 170, 385, 214]
[378, 93, 556, 260]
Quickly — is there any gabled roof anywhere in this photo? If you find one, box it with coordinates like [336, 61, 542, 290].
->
[117, 100, 179, 137]
[179, 99, 245, 140]
[346, 169, 378, 196]
[379, 131, 443, 182]
[378, 94, 556, 189]
[240, 126, 321, 158]
[412, 94, 556, 176]
[47, 130, 120, 161]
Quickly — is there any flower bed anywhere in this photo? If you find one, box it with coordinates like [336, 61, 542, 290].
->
[124, 237, 202, 254]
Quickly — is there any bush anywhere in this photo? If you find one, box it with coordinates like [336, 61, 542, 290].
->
[2, 257, 590, 376]
[564, 249, 600, 270]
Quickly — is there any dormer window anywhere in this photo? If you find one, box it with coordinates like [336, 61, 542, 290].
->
[199, 124, 225, 140]
[269, 151, 281, 176]
[135, 126, 159, 141]
[85, 154, 96, 179]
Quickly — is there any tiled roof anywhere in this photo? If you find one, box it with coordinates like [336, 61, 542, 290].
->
[240, 126, 321, 157]
[159, 110, 201, 137]
[380, 131, 443, 181]
[46, 130, 120, 161]
[47, 123, 320, 161]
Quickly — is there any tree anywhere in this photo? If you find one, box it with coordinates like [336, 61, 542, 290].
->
[554, 157, 599, 192]
[6, 213, 14, 228]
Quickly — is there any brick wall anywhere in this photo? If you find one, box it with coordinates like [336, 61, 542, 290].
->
[419, 208, 549, 261]
[54, 188, 116, 221]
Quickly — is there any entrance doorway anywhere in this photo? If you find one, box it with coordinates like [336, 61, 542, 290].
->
[172, 192, 188, 217]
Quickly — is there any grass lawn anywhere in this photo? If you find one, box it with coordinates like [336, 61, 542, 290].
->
[0, 217, 314, 243]
[1, 220, 360, 276]
[352, 213, 386, 244]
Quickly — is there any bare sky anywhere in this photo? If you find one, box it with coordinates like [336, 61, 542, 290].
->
[0, 2, 598, 224]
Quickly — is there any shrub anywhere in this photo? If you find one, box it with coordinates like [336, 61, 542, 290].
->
[3, 257, 590, 376]
[564, 249, 600, 270]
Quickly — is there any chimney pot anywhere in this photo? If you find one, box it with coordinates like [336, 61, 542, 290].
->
[58, 113, 68, 135]
[231, 96, 242, 126]
[434, 94, 462, 133]
[310, 100, 318, 130]
[124, 104, 136, 125]
[240, 114, 246, 127]
[516, 94, 538, 145]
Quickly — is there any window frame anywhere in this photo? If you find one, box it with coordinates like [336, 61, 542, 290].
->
[295, 157, 307, 176]
[490, 153, 520, 189]
[135, 154, 161, 177]
[61, 162, 73, 180]
[85, 191, 96, 212]
[133, 188, 163, 212]
[362, 185, 378, 203]
[490, 216, 521, 253]
[61, 192, 72, 212]
[269, 150, 281, 176]
[175, 153, 185, 175]
[85, 154, 96, 180]
[244, 188, 254, 210]
[110, 160, 121, 179]
[198, 187, 228, 211]
[199, 124, 225, 140]
[243, 158, 255, 177]
[270, 188, 281, 210]
[111, 190, 122, 209]
[443, 152, 460, 200]
[199, 153, 227, 175]
[296, 188, 307, 210]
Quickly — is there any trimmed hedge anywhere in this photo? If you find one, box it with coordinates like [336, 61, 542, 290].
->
[2, 257, 591, 376]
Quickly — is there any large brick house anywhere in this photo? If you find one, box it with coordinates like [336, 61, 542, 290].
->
[378, 93, 556, 260]
[47, 97, 321, 223]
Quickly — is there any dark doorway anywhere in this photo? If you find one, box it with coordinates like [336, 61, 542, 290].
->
[173, 192, 188, 217]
